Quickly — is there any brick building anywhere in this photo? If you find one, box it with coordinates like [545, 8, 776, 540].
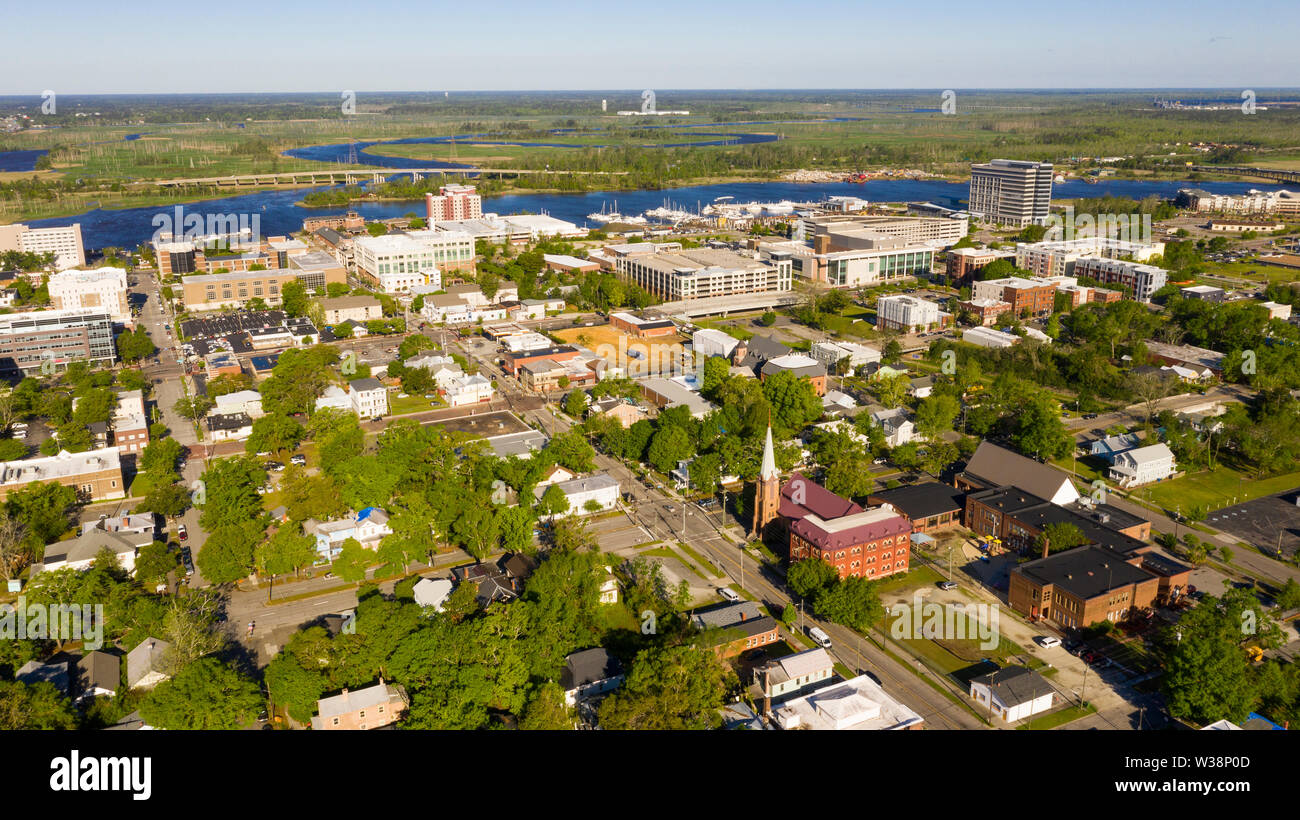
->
[1009, 547, 1160, 628]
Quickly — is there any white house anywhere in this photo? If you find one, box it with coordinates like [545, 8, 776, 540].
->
[444, 373, 494, 407]
[212, 389, 265, 419]
[38, 528, 150, 576]
[206, 412, 254, 442]
[533, 473, 620, 518]
[413, 578, 454, 612]
[969, 666, 1055, 723]
[126, 638, 171, 690]
[755, 647, 835, 701]
[870, 407, 916, 447]
[1109, 443, 1176, 487]
[315, 385, 352, 413]
[348, 378, 388, 420]
[311, 507, 393, 559]
[561, 648, 624, 707]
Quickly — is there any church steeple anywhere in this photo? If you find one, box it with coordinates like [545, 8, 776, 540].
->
[752, 423, 781, 537]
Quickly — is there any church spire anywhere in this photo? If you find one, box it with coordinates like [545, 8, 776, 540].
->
[760, 423, 778, 481]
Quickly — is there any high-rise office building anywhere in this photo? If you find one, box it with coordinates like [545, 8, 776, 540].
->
[968, 160, 1054, 228]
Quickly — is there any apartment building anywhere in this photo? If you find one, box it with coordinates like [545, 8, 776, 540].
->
[0, 223, 85, 269]
[968, 160, 1054, 227]
[799, 213, 968, 247]
[957, 297, 1013, 326]
[0, 447, 125, 502]
[348, 378, 388, 420]
[971, 277, 1057, 317]
[425, 184, 482, 223]
[48, 267, 130, 322]
[809, 340, 881, 371]
[875, 294, 950, 332]
[0, 308, 116, 374]
[1177, 188, 1300, 216]
[322, 295, 382, 325]
[945, 247, 1016, 285]
[1015, 237, 1165, 279]
[112, 390, 150, 454]
[1069, 257, 1168, 302]
[614, 247, 791, 301]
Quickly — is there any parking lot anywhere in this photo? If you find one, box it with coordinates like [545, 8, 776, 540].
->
[1206, 489, 1300, 559]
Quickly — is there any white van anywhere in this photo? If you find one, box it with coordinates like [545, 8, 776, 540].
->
[808, 626, 832, 649]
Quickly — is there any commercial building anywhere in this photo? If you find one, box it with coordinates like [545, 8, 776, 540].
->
[1009, 546, 1160, 628]
[867, 482, 965, 534]
[543, 254, 599, 273]
[0, 222, 85, 269]
[753, 648, 835, 702]
[48, 267, 130, 322]
[321, 295, 382, 325]
[760, 354, 827, 396]
[1145, 341, 1225, 375]
[788, 504, 912, 582]
[425, 184, 482, 223]
[532, 472, 620, 518]
[968, 160, 1054, 227]
[287, 251, 349, 292]
[773, 674, 923, 730]
[875, 294, 950, 332]
[0, 308, 116, 374]
[1179, 284, 1226, 302]
[609, 311, 676, 338]
[427, 214, 584, 245]
[180, 270, 299, 311]
[799, 213, 968, 248]
[614, 247, 791, 302]
[0, 447, 125, 502]
[969, 666, 1056, 723]
[353, 230, 474, 288]
[691, 602, 780, 658]
[1068, 257, 1167, 302]
[957, 297, 1013, 326]
[972, 277, 1057, 317]
[757, 236, 934, 288]
[640, 378, 717, 418]
[809, 340, 881, 372]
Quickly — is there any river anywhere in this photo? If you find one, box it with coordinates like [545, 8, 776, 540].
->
[20, 178, 1294, 252]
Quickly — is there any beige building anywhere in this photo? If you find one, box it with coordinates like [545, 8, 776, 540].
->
[48, 267, 130, 322]
[311, 679, 409, 730]
[181, 270, 299, 311]
[0, 223, 86, 269]
[0, 447, 125, 502]
[322, 295, 382, 325]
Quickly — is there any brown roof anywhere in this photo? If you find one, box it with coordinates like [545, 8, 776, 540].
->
[779, 472, 862, 522]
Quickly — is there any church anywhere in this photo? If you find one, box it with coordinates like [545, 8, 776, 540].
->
[752, 425, 913, 582]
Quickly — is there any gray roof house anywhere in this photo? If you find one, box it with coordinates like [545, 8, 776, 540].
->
[76, 650, 121, 701]
[561, 647, 625, 706]
[126, 638, 171, 690]
[17, 659, 71, 695]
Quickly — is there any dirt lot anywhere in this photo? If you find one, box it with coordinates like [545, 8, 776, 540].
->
[553, 324, 685, 369]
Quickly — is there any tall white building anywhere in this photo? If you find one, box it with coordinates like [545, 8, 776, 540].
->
[0, 223, 86, 270]
[48, 267, 130, 322]
[875, 295, 949, 333]
[968, 160, 1054, 228]
[1015, 237, 1165, 279]
[353, 230, 474, 289]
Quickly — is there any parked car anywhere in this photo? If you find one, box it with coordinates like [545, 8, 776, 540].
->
[718, 587, 741, 603]
[179, 546, 194, 575]
[808, 626, 833, 649]
[938, 580, 958, 591]
[266, 461, 285, 472]
[1036, 636, 1062, 648]
[290, 454, 306, 466]
[177, 524, 188, 541]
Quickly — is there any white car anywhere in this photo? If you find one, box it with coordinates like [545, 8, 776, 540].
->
[1036, 636, 1062, 649]
[718, 587, 741, 603]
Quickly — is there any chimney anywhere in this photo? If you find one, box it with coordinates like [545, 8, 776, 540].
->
[813, 234, 831, 254]
[1041, 535, 1050, 560]
[763, 666, 772, 716]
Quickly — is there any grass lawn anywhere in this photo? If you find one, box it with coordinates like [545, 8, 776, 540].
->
[875, 564, 945, 596]
[597, 602, 641, 633]
[389, 394, 442, 415]
[1015, 703, 1097, 730]
[1141, 466, 1300, 512]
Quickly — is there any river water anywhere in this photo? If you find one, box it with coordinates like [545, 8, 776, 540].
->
[20, 177, 1292, 253]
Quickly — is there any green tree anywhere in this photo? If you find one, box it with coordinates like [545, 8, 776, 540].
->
[139, 658, 264, 730]
[788, 558, 839, 601]
[0, 681, 77, 729]
[647, 425, 693, 474]
[598, 644, 736, 730]
[519, 683, 574, 730]
[331, 538, 371, 583]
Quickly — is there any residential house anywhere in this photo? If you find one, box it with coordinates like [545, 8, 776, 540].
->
[451, 563, 518, 607]
[76, 650, 121, 702]
[1109, 443, 1176, 488]
[691, 601, 780, 658]
[1088, 433, 1142, 464]
[311, 679, 409, 730]
[311, 507, 393, 559]
[37, 527, 151, 576]
[533, 473, 620, 518]
[126, 638, 171, 690]
[754, 647, 835, 703]
[206, 412, 254, 442]
[444, 373, 494, 407]
[561, 648, 625, 706]
[17, 659, 70, 696]
[870, 406, 916, 447]
[412, 578, 454, 612]
[349, 377, 388, 420]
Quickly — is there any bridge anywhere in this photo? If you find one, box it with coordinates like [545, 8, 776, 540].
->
[1189, 165, 1300, 185]
[140, 167, 629, 189]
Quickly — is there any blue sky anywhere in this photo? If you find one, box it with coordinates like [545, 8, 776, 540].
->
[3, 0, 1297, 93]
